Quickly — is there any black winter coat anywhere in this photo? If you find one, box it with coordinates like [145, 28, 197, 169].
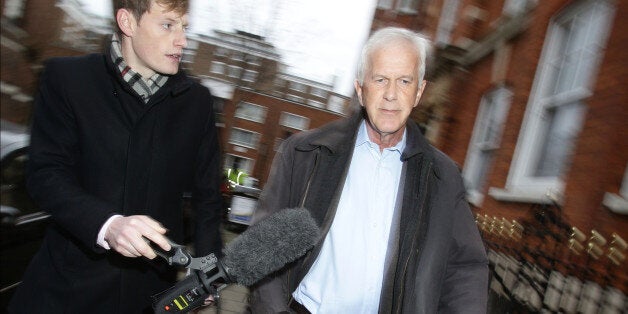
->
[9, 51, 223, 313]
[248, 111, 489, 313]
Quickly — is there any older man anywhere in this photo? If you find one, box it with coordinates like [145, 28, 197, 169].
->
[248, 27, 488, 313]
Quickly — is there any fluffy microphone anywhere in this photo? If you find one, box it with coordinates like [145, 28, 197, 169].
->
[152, 207, 320, 313]
[222, 207, 320, 286]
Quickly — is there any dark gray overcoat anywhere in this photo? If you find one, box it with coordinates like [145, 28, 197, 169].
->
[248, 111, 489, 313]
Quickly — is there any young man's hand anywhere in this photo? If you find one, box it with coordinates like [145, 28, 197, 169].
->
[105, 215, 171, 259]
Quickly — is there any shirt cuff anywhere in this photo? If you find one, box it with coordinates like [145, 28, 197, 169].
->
[97, 214, 123, 249]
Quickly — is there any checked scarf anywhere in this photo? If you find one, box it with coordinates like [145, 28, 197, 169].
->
[110, 34, 168, 103]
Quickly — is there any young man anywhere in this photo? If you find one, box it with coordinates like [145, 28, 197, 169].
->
[248, 27, 489, 313]
[8, 0, 223, 312]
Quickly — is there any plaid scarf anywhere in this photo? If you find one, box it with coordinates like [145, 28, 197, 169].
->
[110, 34, 168, 103]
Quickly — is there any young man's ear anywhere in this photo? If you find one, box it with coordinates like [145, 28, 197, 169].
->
[116, 9, 136, 37]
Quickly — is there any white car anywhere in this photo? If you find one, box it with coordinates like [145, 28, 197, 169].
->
[1, 119, 49, 308]
[1, 119, 29, 161]
[227, 185, 261, 226]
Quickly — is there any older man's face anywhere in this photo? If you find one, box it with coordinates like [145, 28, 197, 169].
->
[355, 40, 426, 139]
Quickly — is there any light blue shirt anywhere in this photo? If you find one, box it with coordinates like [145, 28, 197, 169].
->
[292, 121, 405, 313]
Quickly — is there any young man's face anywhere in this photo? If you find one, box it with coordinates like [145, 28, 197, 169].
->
[355, 40, 426, 139]
[120, 1, 188, 78]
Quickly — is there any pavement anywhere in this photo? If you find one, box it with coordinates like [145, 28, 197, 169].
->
[196, 223, 251, 314]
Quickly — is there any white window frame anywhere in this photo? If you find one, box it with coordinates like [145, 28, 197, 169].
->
[463, 86, 512, 206]
[229, 128, 260, 149]
[289, 82, 307, 92]
[4, 0, 25, 19]
[377, 0, 394, 10]
[242, 69, 258, 83]
[603, 163, 628, 215]
[210, 61, 225, 74]
[502, 0, 536, 17]
[434, 0, 461, 47]
[489, 0, 616, 204]
[227, 65, 242, 78]
[234, 102, 267, 123]
[279, 112, 310, 131]
[397, 0, 420, 14]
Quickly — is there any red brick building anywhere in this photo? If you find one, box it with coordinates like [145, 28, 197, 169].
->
[374, 0, 627, 311]
[184, 31, 352, 186]
[1, 0, 110, 124]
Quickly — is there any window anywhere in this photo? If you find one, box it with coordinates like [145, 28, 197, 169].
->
[398, 0, 420, 13]
[210, 61, 225, 74]
[328, 95, 347, 114]
[228, 65, 242, 78]
[289, 82, 307, 92]
[242, 69, 258, 83]
[234, 102, 267, 123]
[246, 55, 261, 66]
[229, 128, 260, 149]
[377, 0, 393, 10]
[603, 163, 628, 215]
[310, 87, 327, 98]
[307, 100, 326, 109]
[280, 112, 309, 131]
[490, 0, 615, 203]
[4, 0, 25, 19]
[463, 86, 512, 205]
[214, 47, 228, 58]
[503, 0, 535, 17]
[231, 51, 245, 62]
[377, 0, 419, 12]
[286, 94, 305, 104]
[434, 0, 461, 47]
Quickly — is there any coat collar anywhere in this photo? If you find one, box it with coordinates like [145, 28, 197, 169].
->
[297, 108, 436, 161]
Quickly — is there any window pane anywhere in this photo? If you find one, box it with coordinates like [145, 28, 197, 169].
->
[234, 102, 266, 123]
[398, 0, 420, 13]
[534, 102, 586, 177]
[464, 87, 511, 192]
[230, 129, 260, 148]
[468, 150, 494, 191]
[280, 112, 309, 130]
[377, 0, 393, 9]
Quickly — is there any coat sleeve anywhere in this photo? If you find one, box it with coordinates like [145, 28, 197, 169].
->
[247, 138, 298, 313]
[438, 190, 489, 313]
[192, 91, 224, 257]
[26, 59, 117, 252]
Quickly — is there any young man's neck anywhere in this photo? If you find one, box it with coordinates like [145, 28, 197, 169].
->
[120, 36, 156, 79]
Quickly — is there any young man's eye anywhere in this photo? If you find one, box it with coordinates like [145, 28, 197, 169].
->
[162, 23, 172, 30]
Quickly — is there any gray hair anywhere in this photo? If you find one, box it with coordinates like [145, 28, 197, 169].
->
[356, 27, 431, 86]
